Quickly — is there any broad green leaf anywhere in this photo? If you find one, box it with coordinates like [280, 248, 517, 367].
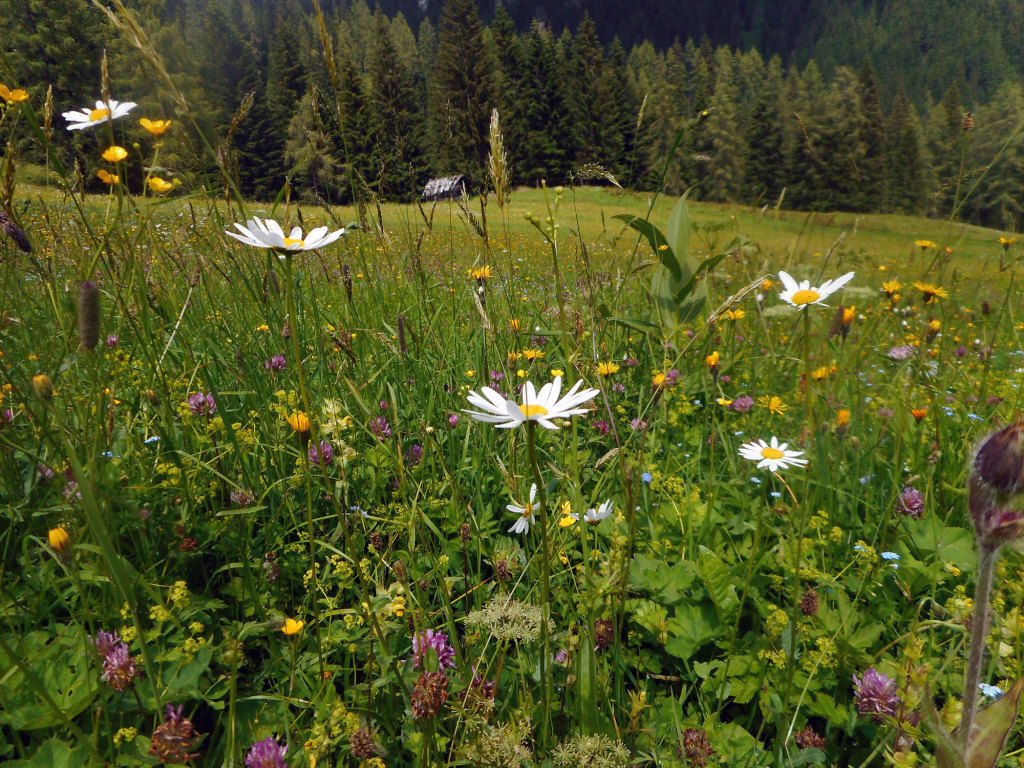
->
[7, 738, 85, 768]
[665, 194, 692, 281]
[699, 546, 739, 623]
[612, 213, 680, 278]
[664, 603, 718, 660]
[965, 676, 1024, 768]
[578, 634, 597, 732]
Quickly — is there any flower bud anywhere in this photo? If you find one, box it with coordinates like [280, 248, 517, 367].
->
[77, 281, 100, 351]
[974, 421, 1024, 495]
[32, 374, 53, 399]
[48, 526, 71, 557]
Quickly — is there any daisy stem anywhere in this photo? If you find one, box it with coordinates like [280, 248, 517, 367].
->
[960, 544, 997, 751]
[526, 420, 551, 751]
[282, 255, 326, 678]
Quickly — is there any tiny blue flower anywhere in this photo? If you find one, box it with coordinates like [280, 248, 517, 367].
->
[853, 544, 866, 552]
[101, 451, 113, 458]
[734, 430, 744, 436]
[979, 683, 1004, 699]
[770, 491, 782, 498]
[859, 475, 874, 484]
[968, 413, 982, 422]
[693, 399, 702, 406]
[145, 435, 160, 444]
[641, 472, 652, 484]
[880, 551, 900, 561]
[750, 477, 762, 485]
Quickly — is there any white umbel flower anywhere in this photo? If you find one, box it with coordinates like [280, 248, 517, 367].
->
[225, 217, 346, 255]
[777, 270, 855, 309]
[464, 376, 600, 430]
[63, 99, 137, 131]
[739, 436, 808, 472]
[571, 499, 614, 525]
[507, 484, 537, 535]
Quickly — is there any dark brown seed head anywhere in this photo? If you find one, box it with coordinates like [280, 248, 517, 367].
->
[800, 588, 819, 616]
[77, 281, 100, 351]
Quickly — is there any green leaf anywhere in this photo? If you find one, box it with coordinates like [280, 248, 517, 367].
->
[786, 748, 826, 766]
[664, 603, 718, 660]
[7, 738, 85, 768]
[698, 546, 739, 624]
[612, 213, 680, 278]
[964, 676, 1024, 768]
[665, 193, 692, 280]
[605, 315, 661, 335]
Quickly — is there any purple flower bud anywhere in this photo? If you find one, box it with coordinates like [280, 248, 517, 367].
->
[731, 395, 754, 413]
[186, 392, 216, 417]
[105, 334, 119, 348]
[308, 440, 333, 466]
[405, 443, 422, 466]
[593, 420, 610, 436]
[448, 412, 460, 429]
[852, 668, 901, 719]
[245, 736, 288, 768]
[897, 487, 924, 518]
[263, 354, 286, 372]
[369, 416, 391, 440]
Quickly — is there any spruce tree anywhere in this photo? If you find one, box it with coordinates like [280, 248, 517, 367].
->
[885, 94, 926, 215]
[518, 21, 574, 186]
[743, 55, 786, 205]
[367, 11, 428, 200]
[432, 0, 496, 184]
[489, 5, 526, 186]
[856, 62, 886, 211]
[701, 48, 744, 202]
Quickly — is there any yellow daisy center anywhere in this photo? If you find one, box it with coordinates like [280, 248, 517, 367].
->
[761, 447, 785, 459]
[791, 289, 820, 305]
[283, 237, 305, 247]
[520, 403, 548, 417]
[89, 107, 110, 121]
[522, 504, 533, 518]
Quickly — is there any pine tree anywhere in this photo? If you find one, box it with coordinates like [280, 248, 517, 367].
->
[926, 85, 965, 217]
[490, 4, 526, 187]
[700, 48, 744, 202]
[856, 62, 886, 211]
[568, 14, 612, 171]
[885, 94, 926, 215]
[743, 55, 786, 205]
[518, 21, 574, 186]
[962, 83, 1024, 229]
[367, 11, 428, 200]
[432, 0, 496, 184]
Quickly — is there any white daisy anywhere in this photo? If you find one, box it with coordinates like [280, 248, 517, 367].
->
[738, 436, 808, 472]
[63, 99, 137, 131]
[571, 499, 614, 525]
[225, 217, 346, 255]
[777, 270, 855, 309]
[507, 484, 537, 535]
[464, 376, 600, 430]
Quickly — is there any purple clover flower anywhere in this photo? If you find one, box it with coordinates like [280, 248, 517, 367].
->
[105, 334, 119, 348]
[245, 736, 288, 768]
[95, 632, 139, 692]
[898, 487, 924, 518]
[593, 420, 610, 436]
[887, 345, 915, 362]
[92, 629, 121, 657]
[447, 412, 460, 429]
[852, 668, 901, 719]
[731, 395, 755, 413]
[264, 354, 286, 372]
[412, 628, 456, 670]
[405, 443, 422, 466]
[308, 440, 333, 466]
[187, 392, 216, 417]
[369, 416, 391, 440]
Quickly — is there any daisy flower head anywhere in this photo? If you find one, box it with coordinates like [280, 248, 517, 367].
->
[739, 436, 808, 472]
[571, 499, 614, 525]
[464, 375, 600, 430]
[226, 217, 346, 256]
[63, 99, 137, 131]
[777, 271, 855, 309]
[507, 484, 537, 535]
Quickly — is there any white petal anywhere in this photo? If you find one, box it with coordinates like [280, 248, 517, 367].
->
[777, 271, 800, 293]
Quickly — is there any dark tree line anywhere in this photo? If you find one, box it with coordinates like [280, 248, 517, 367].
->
[3, 0, 1024, 228]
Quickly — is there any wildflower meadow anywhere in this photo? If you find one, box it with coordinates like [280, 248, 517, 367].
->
[5, 5, 1024, 768]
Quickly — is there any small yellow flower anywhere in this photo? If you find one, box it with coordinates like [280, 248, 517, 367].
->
[510, 318, 520, 332]
[841, 306, 855, 325]
[716, 397, 733, 406]
[102, 145, 128, 163]
[658, 243, 669, 251]
[282, 618, 304, 635]
[998, 236, 1016, 249]
[761, 279, 774, 291]
[521, 348, 544, 361]
[465, 370, 475, 378]
[506, 351, 521, 364]
[757, 395, 787, 414]
[256, 323, 269, 331]
[96, 169, 120, 185]
[914, 239, 937, 249]
[597, 361, 620, 376]
[0, 84, 28, 103]
[48, 527, 70, 554]
[912, 281, 948, 304]
[726, 308, 745, 320]
[812, 366, 830, 381]
[911, 407, 927, 422]
[836, 409, 850, 429]
[550, 368, 564, 377]
[516, 368, 527, 378]
[559, 550, 569, 565]
[469, 265, 492, 280]
[881, 280, 901, 298]
[286, 411, 311, 433]
[147, 176, 173, 194]
[139, 118, 171, 135]
[928, 319, 941, 333]
[705, 351, 720, 369]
